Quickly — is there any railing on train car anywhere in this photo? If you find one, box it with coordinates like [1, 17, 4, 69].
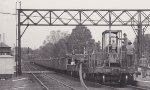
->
[90, 52, 104, 67]
[99, 49, 137, 68]
[121, 50, 137, 67]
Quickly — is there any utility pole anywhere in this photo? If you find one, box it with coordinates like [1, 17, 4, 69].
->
[15, 1, 22, 76]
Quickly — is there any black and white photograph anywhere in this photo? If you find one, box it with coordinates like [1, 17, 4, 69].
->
[1, 0, 150, 90]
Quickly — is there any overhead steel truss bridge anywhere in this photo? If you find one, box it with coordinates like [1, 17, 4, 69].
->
[18, 9, 150, 27]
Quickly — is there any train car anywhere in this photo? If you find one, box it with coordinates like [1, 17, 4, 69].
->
[34, 58, 68, 74]
[97, 30, 136, 84]
[0, 55, 15, 79]
[34, 59, 52, 69]
[138, 53, 150, 77]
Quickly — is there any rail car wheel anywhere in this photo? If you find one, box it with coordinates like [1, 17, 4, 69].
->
[86, 74, 91, 81]
[128, 74, 136, 85]
[82, 73, 86, 80]
[88, 73, 94, 82]
[67, 71, 70, 75]
[74, 72, 78, 78]
[102, 75, 106, 84]
[96, 74, 102, 83]
[70, 71, 73, 76]
[125, 75, 128, 83]
[93, 74, 97, 82]
[120, 74, 128, 86]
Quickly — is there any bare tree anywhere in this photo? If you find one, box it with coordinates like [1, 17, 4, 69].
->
[45, 30, 68, 44]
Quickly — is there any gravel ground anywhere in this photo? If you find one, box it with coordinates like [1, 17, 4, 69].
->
[36, 74, 72, 90]
[43, 72, 113, 90]
[0, 74, 43, 90]
[135, 75, 150, 89]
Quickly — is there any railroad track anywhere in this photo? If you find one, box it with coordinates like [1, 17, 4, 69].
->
[26, 63, 149, 90]
[26, 65, 50, 90]
[125, 85, 149, 90]
[84, 80, 148, 90]
[26, 64, 78, 90]
[26, 63, 115, 90]
[100, 81, 148, 90]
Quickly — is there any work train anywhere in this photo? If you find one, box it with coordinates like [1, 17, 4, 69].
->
[34, 30, 136, 85]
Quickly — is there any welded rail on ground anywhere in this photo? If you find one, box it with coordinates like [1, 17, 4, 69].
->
[27, 64, 78, 90]
[127, 85, 148, 90]
[26, 65, 50, 90]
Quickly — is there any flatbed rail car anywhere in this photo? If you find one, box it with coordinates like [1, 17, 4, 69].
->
[0, 55, 15, 79]
[33, 58, 68, 74]
[66, 53, 136, 84]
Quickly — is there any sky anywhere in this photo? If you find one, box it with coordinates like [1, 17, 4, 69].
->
[1, 0, 150, 49]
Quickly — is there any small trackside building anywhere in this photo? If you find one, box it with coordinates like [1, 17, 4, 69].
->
[0, 42, 15, 79]
[0, 42, 11, 55]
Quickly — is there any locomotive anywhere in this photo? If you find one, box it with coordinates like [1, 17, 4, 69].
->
[34, 30, 136, 85]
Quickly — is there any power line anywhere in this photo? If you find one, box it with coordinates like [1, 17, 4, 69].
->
[0, 11, 95, 21]
[0, 11, 16, 15]
[0, 11, 141, 23]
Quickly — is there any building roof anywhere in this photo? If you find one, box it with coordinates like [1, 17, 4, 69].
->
[0, 42, 10, 48]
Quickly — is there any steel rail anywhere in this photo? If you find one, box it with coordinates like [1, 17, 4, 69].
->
[31, 73, 50, 90]
[28, 64, 78, 90]
[26, 64, 50, 90]
[126, 85, 148, 90]
[42, 73, 78, 90]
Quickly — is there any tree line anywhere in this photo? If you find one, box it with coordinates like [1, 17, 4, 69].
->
[38, 26, 101, 59]
[21, 26, 150, 60]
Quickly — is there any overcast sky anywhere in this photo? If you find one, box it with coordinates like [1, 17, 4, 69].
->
[1, 0, 150, 49]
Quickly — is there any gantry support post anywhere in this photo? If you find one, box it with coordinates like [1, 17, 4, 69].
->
[18, 9, 22, 75]
[137, 11, 143, 65]
[137, 25, 142, 65]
